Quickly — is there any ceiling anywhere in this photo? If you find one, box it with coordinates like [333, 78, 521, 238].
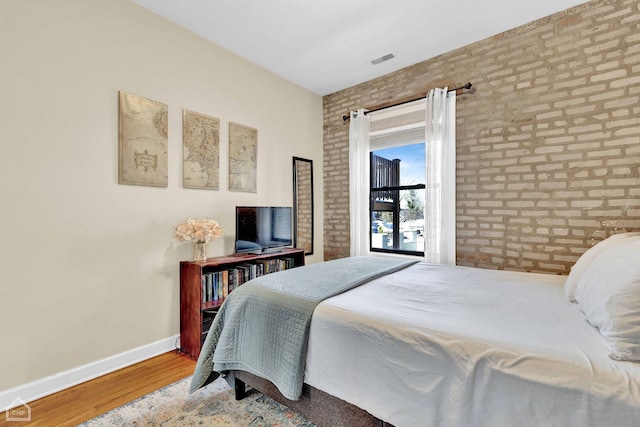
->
[132, 0, 589, 96]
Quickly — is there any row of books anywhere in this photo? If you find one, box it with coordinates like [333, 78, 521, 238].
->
[201, 258, 296, 304]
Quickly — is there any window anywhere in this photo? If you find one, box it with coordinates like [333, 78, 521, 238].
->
[350, 90, 455, 262]
[370, 142, 425, 256]
[369, 101, 425, 256]
[368, 99, 427, 256]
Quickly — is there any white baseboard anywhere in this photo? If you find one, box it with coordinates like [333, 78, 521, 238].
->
[0, 334, 180, 411]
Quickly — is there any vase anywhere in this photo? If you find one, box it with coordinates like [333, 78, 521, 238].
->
[194, 241, 208, 262]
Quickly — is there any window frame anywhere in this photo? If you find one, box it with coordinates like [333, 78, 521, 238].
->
[369, 149, 425, 257]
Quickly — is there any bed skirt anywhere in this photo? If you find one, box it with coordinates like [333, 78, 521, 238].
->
[230, 370, 394, 427]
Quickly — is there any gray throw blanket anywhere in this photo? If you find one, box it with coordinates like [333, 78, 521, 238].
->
[190, 256, 417, 400]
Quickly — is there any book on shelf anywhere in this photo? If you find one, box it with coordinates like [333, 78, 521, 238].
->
[199, 257, 298, 304]
[201, 275, 206, 304]
[222, 270, 229, 298]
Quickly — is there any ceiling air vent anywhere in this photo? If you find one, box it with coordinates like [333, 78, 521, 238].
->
[371, 53, 395, 65]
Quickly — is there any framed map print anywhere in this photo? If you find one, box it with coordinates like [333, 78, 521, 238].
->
[228, 122, 257, 193]
[182, 109, 220, 190]
[118, 91, 168, 187]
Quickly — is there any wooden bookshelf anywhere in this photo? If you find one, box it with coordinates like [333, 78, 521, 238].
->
[179, 248, 305, 360]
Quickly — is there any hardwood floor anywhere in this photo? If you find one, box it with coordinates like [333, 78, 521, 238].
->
[1, 351, 195, 427]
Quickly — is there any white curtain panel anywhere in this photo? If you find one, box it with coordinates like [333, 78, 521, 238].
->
[349, 108, 371, 257]
[424, 88, 456, 264]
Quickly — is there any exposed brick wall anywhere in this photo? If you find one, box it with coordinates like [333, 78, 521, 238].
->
[323, 0, 640, 274]
[294, 159, 313, 254]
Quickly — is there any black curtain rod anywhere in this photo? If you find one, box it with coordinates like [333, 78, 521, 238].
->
[342, 82, 472, 122]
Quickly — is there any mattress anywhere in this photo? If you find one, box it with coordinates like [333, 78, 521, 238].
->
[304, 262, 640, 427]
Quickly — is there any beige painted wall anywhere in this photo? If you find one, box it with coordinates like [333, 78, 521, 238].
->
[0, 0, 323, 390]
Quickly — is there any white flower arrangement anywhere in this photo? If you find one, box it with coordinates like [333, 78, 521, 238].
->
[174, 218, 224, 244]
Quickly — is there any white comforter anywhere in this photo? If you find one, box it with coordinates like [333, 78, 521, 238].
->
[304, 262, 640, 427]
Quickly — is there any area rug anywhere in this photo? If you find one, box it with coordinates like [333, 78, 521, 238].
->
[79, 376, 316, 426]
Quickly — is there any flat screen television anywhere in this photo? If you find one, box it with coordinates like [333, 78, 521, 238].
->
[235, 206, 293, 254]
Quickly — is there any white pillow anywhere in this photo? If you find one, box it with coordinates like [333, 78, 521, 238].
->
[565, 232, 640, 302]
[574, 233, 640, 361]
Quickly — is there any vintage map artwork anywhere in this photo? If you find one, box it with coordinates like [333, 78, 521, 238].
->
[228, 122, 257, 193]
[182, 109, 220, 190]
[118, 91, 168, 187]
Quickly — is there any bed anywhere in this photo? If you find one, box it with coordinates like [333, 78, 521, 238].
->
[190, 234, 640, 427]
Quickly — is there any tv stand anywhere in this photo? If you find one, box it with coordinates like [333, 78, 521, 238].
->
[179, 247, 305, 360]
[231, 252, 260, 257]
[233, 247, 290, 256]
[262, 247, 286, 254]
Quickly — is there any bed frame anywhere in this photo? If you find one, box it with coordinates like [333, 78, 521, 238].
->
[229, 370, 393, 427]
